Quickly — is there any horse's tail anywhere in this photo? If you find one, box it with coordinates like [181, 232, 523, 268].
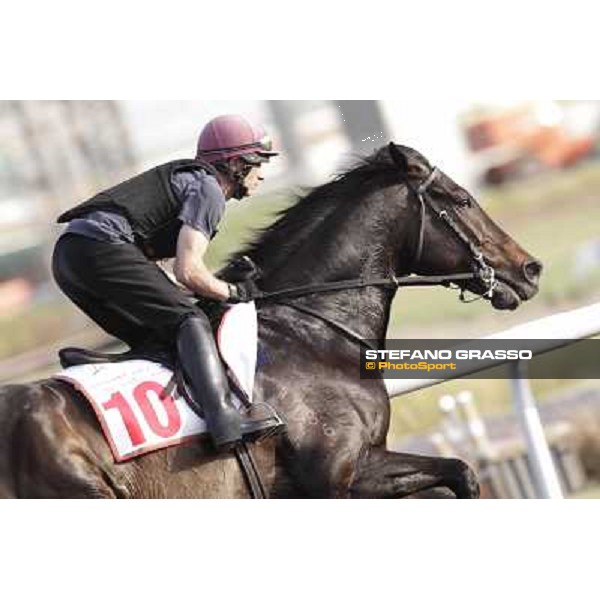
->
[0, 382, 37, 498]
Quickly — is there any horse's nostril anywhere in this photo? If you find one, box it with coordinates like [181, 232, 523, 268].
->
[523, 259, 543, 284]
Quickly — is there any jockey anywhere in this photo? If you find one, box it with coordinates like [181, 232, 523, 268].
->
[52, 114, 285, 451]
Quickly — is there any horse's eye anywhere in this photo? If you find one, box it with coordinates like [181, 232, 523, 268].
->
[457, 194, 472, 207]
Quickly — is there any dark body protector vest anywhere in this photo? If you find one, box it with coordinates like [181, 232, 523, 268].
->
[57, 159, 220, 260]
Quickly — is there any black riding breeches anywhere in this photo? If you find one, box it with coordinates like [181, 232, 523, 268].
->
[52, 233, 205, 349]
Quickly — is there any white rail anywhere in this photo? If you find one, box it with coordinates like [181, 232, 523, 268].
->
[385, 302, 600, 397]
[385, 302, 600, 499]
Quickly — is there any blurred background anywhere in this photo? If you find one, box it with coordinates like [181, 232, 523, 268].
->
[1, 99, 600, 497]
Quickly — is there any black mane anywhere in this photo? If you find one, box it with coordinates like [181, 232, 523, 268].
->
[224, 144, 427, 275]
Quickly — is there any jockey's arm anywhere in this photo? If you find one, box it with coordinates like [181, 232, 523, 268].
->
[173, 224, 230, 301]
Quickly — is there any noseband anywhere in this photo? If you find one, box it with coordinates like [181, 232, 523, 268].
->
[408, 167, 497, 302]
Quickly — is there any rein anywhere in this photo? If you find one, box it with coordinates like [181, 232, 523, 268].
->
[255, 272, 475, 302]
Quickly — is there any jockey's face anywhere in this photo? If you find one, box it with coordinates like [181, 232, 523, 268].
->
[243, 165, 264, 195]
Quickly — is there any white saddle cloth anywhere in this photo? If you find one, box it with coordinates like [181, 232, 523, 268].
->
[55, 302, 258, 462]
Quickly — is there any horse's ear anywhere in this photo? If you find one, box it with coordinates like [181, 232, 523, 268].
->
[388, 142, 408, 174]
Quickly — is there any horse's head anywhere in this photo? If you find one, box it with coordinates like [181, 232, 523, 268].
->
[388, 143, 542, 310]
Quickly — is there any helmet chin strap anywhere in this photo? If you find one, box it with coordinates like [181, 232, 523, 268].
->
[231, 175, 249, 200]
[232, 160, 256, 200]
[216, 161, 252, 200]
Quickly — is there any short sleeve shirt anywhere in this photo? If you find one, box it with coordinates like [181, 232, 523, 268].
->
[61, 167, 226, 244]
[172, 169, 226, 239]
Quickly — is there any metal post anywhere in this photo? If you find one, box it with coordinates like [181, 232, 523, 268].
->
[438, 395, 467, 448]
[456, 390, 497, 461]
[509, 360, 563, 499]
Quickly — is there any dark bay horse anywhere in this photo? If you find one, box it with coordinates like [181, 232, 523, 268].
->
[0, 144, 541, 498]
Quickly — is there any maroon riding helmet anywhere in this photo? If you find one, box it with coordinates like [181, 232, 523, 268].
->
[196, 114, 279, 166]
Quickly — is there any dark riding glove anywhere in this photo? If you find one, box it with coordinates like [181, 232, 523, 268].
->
[228, 255, 261, 282]
[227, 279, 264, 303]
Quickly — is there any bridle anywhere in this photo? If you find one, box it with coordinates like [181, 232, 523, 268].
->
[406, 166, 498, 302]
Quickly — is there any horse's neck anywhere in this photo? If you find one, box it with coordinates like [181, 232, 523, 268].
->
[260, 189, 413, 343]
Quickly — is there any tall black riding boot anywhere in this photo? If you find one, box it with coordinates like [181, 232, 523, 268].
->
[176, 315, 285, 451]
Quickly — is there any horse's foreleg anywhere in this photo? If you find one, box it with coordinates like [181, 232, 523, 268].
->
[349, 447, 480, 499]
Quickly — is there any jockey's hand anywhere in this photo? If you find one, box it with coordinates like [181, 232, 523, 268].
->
[227, 280, 264, 303]
[229, 255, 261, 282]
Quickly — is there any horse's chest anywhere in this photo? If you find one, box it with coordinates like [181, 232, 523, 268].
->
[255, 335, 390, 444]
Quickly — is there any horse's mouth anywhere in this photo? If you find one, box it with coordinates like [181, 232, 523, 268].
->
[491, 280, 522, 310]
[490, 273, 539, 310]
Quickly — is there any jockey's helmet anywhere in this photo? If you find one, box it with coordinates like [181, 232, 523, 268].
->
[196, 114, 278, 167]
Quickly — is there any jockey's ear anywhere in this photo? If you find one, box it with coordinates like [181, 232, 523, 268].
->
[388, 142, 408, 175]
